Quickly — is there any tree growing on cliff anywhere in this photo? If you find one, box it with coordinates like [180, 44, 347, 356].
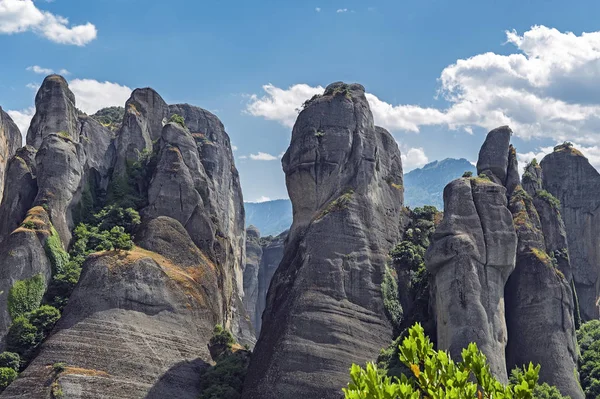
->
[344, 323, 554, 399]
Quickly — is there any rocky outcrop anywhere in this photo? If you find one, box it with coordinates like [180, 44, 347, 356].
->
[243, 82, 404, 399]
[2, 217, 219, 398]
[0, 146, 37, 242]
[0, 108, 23, 202]
[428, 127, 582, 395]
[26, 75, 79, 148]
[243, 226, 262, 332]
[541, 144, 600, 320]
[255, 230, 287, 335]
[426, 177, 516, 382]
[505, 165, 582, 399]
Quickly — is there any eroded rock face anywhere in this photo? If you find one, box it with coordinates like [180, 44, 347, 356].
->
[255, 230, 287, 335]
[0, 207, 53, 345]
[0, 146, 37, 242]
[426, 177, 516, 382]
[541, 146, 600, 320]
[26, 75, 79, 148]
[2, 217, 219, 399]
[243, 226, 262, 332]
[243, 82, 404, 399]
[0, 108, 23, 202]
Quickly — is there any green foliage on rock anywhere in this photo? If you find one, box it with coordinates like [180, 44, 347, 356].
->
[318, 190, 354, 219]
[0, 352, 20, 372]
[7, 274, 45, 320]
[462, 171, 473, 178]
[199, 350, 251, 399]
[344, 323, 548, 399]
[28, 305, 61, 336]
[577, 320, 600, 398]
[169, 114, 186, 128]
[382, 266, 403, 331]
[210, 324, 235, 349]
[535, 190, 561, 210]
[93, 205, 141, 234]
[45, 227, 69, 275]
[0, 367, 17, 392]
[6, 316, 40, 356]
[91, 106, 124, 131]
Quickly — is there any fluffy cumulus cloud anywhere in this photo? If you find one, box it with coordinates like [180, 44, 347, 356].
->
[69, 79, 132, 114]
[517, 143, 600, 172]
[0, 0, 97, 45]
[7, 107, 35, 136]
[246, 26, 600, 147]
[400, 147, 429, 171]
[249, 152, 278, 161]
[26, 65, 53, 74]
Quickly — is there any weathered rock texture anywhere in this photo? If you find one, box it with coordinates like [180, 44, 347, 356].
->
[0, 108, 23, 202]
[428, 127, 582, 395]
[541, 145, 600, 320]
[255, 230, 287, 335]
[426, 177, 516, 382]
[505, 164, 582, 399]
[2, 217, 219, 398]
[243, 226, 262, 332]
[243, 82, 404, 399]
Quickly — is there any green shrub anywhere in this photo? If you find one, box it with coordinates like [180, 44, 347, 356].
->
[45, 227, 69, 275]
[93, 206, 140, 234]
[210, 325, 235, 349]
[382, 266, 403, 332]
[169, 114, 186, 128]
[0, 367, 17, 391]
[343, 323, 548, 399]
[7, 274, 45, 319]
[199, 350, 250, 399]
[28, 305, 60, 336]
[21, 221, 37, 230]
[0, 352, 20, 372]
[6, 316, 40, 356]
[52, 362, 67, 373]
[509, 367, 569, 398]
[577, 320, 600, 398]
[536, 190, 561, 210]
[462, 171, 473, 178]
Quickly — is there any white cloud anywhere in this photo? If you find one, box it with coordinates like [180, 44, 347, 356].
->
[249, 152, 278, 161]
[517, 143, 600, 173]
[401, 147, 429, 171]
[336, 8, 348, 13]
[246, 26, 600, 147]
[7, 107, 35, 136]
[254, 196, 272, 203]
[58, 68, 70, 75]
[246, 83, 323, 127]
[69, 79, 132, 114]
[232, 145, 238, 152]
[26, 82, 39, 90]
[26, 65, 53, 74]
[239, 155, 248, 159]
[0, 0, 97, 45]
[315, 7, 321, 12]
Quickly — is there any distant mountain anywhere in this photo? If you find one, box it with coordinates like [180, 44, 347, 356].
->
[404, 158, 476, 209]
[245, 199, 293, 236]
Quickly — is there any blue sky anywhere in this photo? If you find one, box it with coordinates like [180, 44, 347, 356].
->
[3, 0, 600, 202]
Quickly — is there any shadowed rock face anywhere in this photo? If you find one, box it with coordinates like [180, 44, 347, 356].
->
[426, 177, 516, 382]
[243, 82, 404, 399]
[541, 146, 600, 320]
[0, 108, 23, 202]
[2, 217, 219, 399]
[243, 226, 262, 333]
[0, 146, 37, 243]
[255, 230, 287, 335]
[26, 75, 79, 148]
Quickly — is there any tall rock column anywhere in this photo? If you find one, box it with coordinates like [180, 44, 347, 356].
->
[426, 176, 516, 382]
[0, 108, 23, 203]
[541, 143, 600, 320]
[242, 82, 404, 399]
[505, 162, 582, 399]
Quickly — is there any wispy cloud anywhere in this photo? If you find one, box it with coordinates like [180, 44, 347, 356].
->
[249, 152, 278, 161]
[26, 65, 53, 74]
[315, 7, 321, 12]
[0, 0, 97, 45]
[336, 8, 348, 13]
